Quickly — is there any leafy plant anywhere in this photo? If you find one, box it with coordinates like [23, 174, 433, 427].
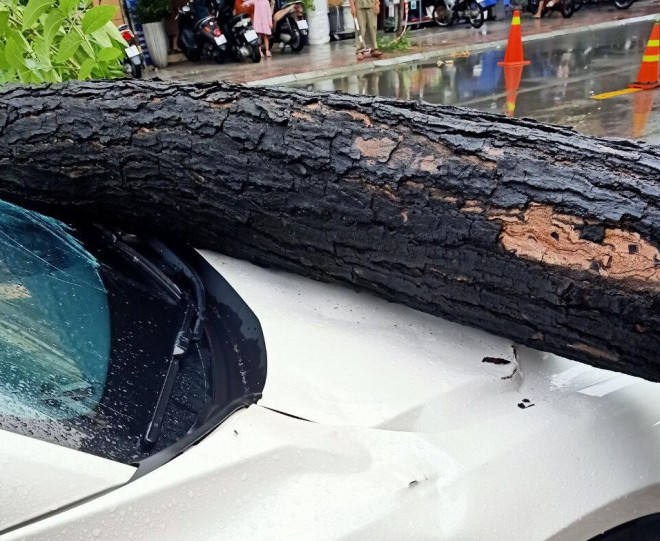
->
[377, 29, 411, 52]
[135, 0, 169, 23]
[300, 0, 315, 13]
[0, 0, 127, 84]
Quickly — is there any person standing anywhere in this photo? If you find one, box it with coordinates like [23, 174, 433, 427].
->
[349, 0, 382, 61]
[165, 0, 189, 53]
[242, 0, 273, 56]
[534, 0, 558, 17]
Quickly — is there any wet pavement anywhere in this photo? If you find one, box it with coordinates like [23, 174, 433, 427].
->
[295, 19, 660, 143]
[157, 0, 660, 85]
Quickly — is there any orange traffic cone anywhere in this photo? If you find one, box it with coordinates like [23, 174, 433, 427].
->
[629, 22, 660, 90]
[503, 64, 524, 117]
[632, 89, 655, 138]
[498, 10, 530, 67]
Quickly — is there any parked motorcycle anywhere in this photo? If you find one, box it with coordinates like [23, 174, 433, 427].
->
[574, 0, 633, 11]
[178, 0, 261, 63]
[178, 6, 228, 62]
[613, 0, 633, 8]
[212, 0, 262, 62]
[118, 24, 145, 78]
[433, 0, 484, 28]
[271, 0, 308, 53]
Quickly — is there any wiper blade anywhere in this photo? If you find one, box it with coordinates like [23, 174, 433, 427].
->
[146, 238, 206, 341]
[95, 227, 182, 303]
[143, 303, 195, 447]
[140, 243, 208, 447]
[95, 231, 207, 448]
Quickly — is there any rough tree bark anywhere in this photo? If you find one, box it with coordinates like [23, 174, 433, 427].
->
[1, 80, 660, 380]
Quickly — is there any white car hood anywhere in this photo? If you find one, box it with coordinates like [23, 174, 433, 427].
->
[0, 429, 134, 533]
[8, 253, 660, 541]
[200, 251, 643, 430]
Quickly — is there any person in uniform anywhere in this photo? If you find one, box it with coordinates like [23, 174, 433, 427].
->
[349, 0, 382, 61]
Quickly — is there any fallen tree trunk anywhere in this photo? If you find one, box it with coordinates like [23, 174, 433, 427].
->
[2, 80, 660, 380]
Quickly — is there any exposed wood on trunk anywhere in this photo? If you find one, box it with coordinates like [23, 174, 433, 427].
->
[1, 80, 660, 380]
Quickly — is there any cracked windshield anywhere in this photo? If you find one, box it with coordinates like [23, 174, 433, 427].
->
[2, 0, 660, 536]
[0, 200, 110, 421]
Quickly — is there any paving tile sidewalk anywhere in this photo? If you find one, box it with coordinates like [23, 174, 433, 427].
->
[155, 0, 660, 85]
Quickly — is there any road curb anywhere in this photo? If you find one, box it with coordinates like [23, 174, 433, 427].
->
[246, 12, 660, 87]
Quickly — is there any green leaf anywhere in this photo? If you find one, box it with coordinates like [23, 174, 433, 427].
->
[90, 25, 112, 47]
[18, 69, 32, 83]
[6, 29, 29, 52]
[5, 37, 26, 70]
[58, 0, 79, 16]
[23, 0, 53, 29]
[77, 56, 95, 79]
[102, 20, 126, 44]
[79, 34, 94, 57]
[55, 30, 81, 61]
[0, 44, 9, 70]
[42, 68, 61, 82]
[5, 69, 19, 84]
[32, 36, 52, 67]
[44, 9, 65, 44]
[25, 58, 41, 71]
[96, 45, 121, 62]
[0, 10, 9, 34]
[81, 4, 115, 34]
[50, 68, 63, 82]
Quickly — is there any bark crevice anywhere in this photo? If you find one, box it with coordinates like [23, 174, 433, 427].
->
[2, 80, 660, 380]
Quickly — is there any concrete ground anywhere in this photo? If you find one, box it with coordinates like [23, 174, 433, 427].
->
[294, 17, 660, 142]
[156, 0, 660, 85]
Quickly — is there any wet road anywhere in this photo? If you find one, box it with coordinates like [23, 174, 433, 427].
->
[296, 20, 660, 144]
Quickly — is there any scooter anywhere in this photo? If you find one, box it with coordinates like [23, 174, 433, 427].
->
[271, 0, 308, 53]
[211, 0, 262, 62]
[433, 0, 484, 28]
[118, 24, 145, 78]
[177, 5, 228, 62]
[574, 0, 633, 11]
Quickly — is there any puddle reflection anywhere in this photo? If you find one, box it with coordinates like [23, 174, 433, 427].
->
[299, 21, 660, 143]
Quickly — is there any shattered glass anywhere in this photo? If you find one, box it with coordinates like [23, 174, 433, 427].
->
[0, 200, 210, 464]
[0, 200, 110, 421]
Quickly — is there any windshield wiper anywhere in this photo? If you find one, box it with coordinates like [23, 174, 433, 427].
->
[146, 238, 205, 341]
[95, 226, 182, 303]
[96, 227, 207, 448]
[143, 303, 195, 446]
[140, 241, 207, 447]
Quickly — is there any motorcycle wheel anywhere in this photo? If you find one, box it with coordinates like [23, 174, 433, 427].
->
[526, 0, 540, 14]
[249, 43, 262, 63]
[613, 0, 633, 8]
[466, 0, 484, 27]
[560, 0, 575, 17]
[178, 36, 201, 62]
[130, 62, 143, 79]
[289, 26, 304, 52]
[433, 2, 454, 26]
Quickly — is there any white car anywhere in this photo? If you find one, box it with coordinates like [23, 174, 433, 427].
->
[0, 199, 659, 541]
